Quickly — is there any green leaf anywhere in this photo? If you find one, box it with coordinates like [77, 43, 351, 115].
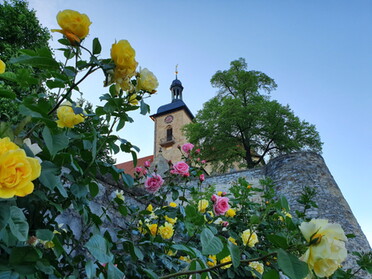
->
[36, 229, 54, 241]
[92, 38, 102, 55]
[131, 151, 137, 167]
[9, 55, 59, 69]
[109, 84, 116, 97]
[0, 122, 14, 139]
[46, 80, 65, 89]
[116, 117, 125, 131]
[36, 260, 54, 275]
[0, 271, 19, 279]
[10, 246, 41, 264]
[85, 234, 114, 263]
[267, 234, 289, 249]
[277, 249, 309, 279]
[0, 203, 11, 231]
[122, 173, 134, 187]
[250, 215, 260, 224]
[140, 99, 150, 115]
[0, 89, 16, 99]
[280, 196, 289, 211]
[143, 269, 159, 279]
[0, 72, 17, 82]
[42, 127, 69, 157]
[19, 104, 42, 118]
[200, 228, 223, 255]
[107, 263, 124, 279]
[227, 241, 240, 268]
[85, 260, 96, 279]
[263, 269, 280, 279]
[8, 206, 29, 241]
[89, 181, 99, 198]
[39, 161, 61, 191]
[171, 244, 197, 258]
[71, 184, 88, 198]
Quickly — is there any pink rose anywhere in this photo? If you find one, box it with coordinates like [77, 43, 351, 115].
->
[144, 173, 164, 193]
[181, 143, 194, 153]
[171, 161, 189, 176]
[142, 169, 148, 175]
[199, 174, 205, 182]
[201, 160, 206, 164]
[222, 221, 229, 227]
[213, 196, 230, 216]
[211, 194, 218, 202]
[195, 148, 201, 154]
[135, 167, 142, 173]
[144, 160, 151, 168]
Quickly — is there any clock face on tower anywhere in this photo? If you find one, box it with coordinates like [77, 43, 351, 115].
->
[164, 115, 174, 123]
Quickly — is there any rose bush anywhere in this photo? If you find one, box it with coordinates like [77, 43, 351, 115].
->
[0, 7, 370, 279]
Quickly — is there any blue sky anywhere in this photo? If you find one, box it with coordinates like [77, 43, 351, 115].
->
[28, 0, 372, 245]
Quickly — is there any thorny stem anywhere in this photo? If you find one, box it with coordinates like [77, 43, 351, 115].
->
[159, 253, 276, 279]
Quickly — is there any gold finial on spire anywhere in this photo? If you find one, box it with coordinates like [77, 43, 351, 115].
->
[175, 64, 178, 79]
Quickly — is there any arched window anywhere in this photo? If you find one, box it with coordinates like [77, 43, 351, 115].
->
[166, 127, 173, 142]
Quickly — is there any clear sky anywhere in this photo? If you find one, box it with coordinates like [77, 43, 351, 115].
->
[27, 0, 372, 245]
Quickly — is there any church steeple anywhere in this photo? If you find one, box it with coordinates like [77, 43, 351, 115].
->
[170, 65, 183, 102]
[150, 68, 194, 164]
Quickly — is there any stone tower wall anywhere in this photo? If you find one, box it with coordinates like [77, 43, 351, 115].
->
[200, 152, 371, 275]
[153, 109, 193, 163]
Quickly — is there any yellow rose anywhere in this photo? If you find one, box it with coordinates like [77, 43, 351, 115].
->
[225, 208, 236, 218]
[147, 223, 158, 236]
[169, 202, 177, 207]
[0, 137, 41, 198]
[158, 222, 174, 240]
[0, 59, 6, 74]
[299, 219, 347, 278]
[146, 204, 153, 212]
[198, 199, 209, 213]
[136, 68, 159, 93]
[249, 261, 264, 276]
[52, 10, 91, 44]
[241, 229, 259, 247]
[164, 215, 177, 225]
[207, 255, 217, 267]
[56, 101, 85, 128]
[110, 40, 138, 91]
[220, 255, 232, 269]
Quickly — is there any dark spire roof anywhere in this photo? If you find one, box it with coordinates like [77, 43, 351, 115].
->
[150, 75, 194, 120]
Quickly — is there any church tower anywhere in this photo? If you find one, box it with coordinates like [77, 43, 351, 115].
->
[150, 73, 194, 164]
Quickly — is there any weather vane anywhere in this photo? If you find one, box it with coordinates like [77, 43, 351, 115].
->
[175, 64, 178, 79]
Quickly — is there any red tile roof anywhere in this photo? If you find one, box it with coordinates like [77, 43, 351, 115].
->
[115, 155, 154, 176]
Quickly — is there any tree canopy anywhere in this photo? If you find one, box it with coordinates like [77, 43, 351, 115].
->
[184, 58, 322, 172]
[0, 0, 50, 62]
[0, 0, 51, 123]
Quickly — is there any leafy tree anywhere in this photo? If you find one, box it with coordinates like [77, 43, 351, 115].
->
[184, 58, 322, 172]
[0, 0, 50, 62]
[0, 0, 51, 123]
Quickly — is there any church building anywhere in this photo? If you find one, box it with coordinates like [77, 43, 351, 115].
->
[116, 75, 194, 175]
